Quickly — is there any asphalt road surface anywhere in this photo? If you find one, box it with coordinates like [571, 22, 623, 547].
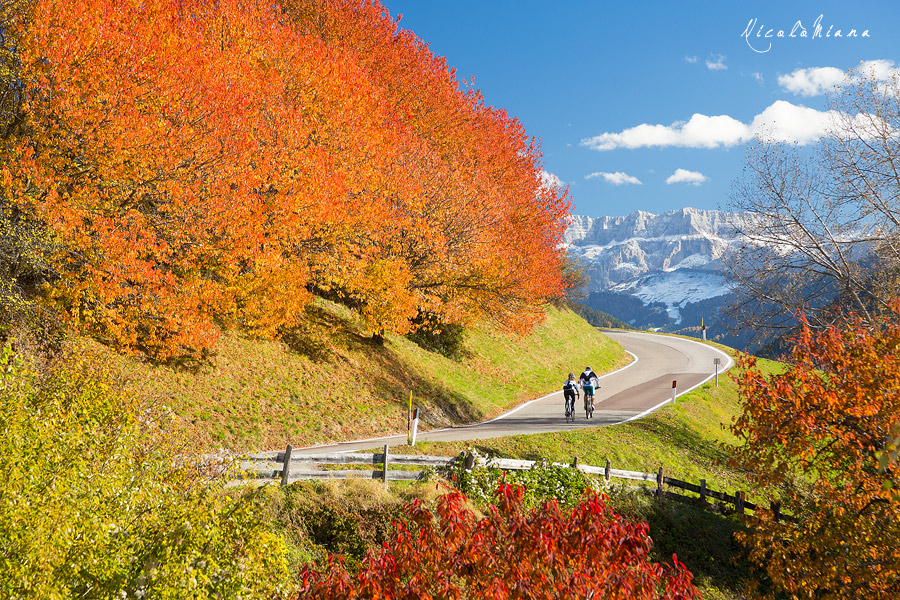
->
[295, 331, 733, 455]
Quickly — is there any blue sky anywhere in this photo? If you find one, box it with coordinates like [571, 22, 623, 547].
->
[378, 1, 900, 217]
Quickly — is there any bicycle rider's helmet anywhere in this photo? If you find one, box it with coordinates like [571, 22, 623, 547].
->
[568, 373, 575, 379]
[585, 367, 592, 372]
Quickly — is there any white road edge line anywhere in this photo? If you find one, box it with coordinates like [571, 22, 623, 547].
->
[427, 350, 640, 432]
[301, 334, 734, 452]
[611, 335, 735, 426]
[300, 350, 641, 452]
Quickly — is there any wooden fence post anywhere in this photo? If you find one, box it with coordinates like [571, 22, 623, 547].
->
[280, 444, 293, 487]
[736, 491, 745, 515]
[572, 456, 579, 469]
[656, 467, 664, 497]
[699, 479, 706, 502]
[382, 444, 390, 488]
[604, 459, 611, 482]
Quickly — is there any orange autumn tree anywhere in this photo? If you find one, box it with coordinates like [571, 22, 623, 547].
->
[298, 484, 700, 600]
[2, 0, 570, 359]
[282, 0, 570, 336]
[5, 0, 336, 357]
[731, 308, 900, 599]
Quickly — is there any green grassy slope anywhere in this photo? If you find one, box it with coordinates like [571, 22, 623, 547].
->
[93, 299, 628, 453]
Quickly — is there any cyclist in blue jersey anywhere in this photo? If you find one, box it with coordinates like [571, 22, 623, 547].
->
[579, 367, 599, 418]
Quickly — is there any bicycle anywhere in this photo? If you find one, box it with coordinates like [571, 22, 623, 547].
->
[582, 384, 596, 419]
[564, 394, 576, 423]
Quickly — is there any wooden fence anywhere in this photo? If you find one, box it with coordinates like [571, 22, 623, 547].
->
[224, 444, 786, 520]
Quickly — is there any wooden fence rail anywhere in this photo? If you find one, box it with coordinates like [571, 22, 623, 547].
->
[223, 445, 779, 518]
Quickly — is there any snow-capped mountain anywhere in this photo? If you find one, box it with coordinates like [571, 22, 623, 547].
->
[566, 208, 747, 324]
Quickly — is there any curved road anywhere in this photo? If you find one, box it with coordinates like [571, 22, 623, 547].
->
[295, 331, 733, 455]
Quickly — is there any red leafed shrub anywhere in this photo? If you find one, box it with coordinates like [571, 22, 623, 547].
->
[297, 484, 700, 599]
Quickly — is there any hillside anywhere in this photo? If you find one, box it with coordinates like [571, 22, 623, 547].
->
[92, 299, 628, 452]
[561, 298, 633, 329]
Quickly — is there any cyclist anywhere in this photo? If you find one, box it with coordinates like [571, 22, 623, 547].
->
[579, 367, 599, 414]
[562, 373, 579, 418]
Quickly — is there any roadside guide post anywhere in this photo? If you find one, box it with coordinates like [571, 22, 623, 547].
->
[672, 380, 677, 403]
[407, 391, 412, 445]
[714, 358, 721, 387]
[410, 407, 420, 445]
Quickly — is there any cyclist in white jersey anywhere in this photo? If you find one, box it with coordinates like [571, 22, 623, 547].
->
[562, 373, 579, 418]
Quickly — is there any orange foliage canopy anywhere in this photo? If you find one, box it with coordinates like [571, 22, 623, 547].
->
[299, 484, 700, 600]
[731, 309, 900, 599]
[2, 0, 569, 358]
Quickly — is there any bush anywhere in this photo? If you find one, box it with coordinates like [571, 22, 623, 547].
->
[264, 483, 410, 571]
[0, 345, 291, 599]
[731, 310, 900, 599]
[298, 484, 700, 599]
[444, 448, 600, 508]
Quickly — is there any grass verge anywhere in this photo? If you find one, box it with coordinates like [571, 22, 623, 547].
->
[87, 298, 627, 453]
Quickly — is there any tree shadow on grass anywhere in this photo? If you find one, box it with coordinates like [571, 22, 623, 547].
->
[644, 495, 754, 598]
[626, 417, 734, 468]
[360, 341, 480, 426]
[607, 490, 754, 598]
[280, 304, 354, 363]
[281, 302, 481, 427]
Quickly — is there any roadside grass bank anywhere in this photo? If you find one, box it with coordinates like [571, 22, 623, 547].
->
[88, 298, 627, 453]
[394, 354, 779, 497]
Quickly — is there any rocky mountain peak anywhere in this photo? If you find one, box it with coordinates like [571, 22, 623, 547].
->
[566, 208, 748, 293]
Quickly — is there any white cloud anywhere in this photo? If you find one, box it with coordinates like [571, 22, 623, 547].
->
[749, 100, 838, 144]
[706, 54, 727, 71]
[778, 60, 900, 96]
[752, 72, 764, 85]
[684, 55, 698, 64]
[579, 100, 870, 151]
[666, 169, 708, 186]
[777, 66, 845, 96]
[858, 59, 899, 81]
[580, 112, 748, 150]
[585, 171, 643, 186]
[541, 170, 564, 189]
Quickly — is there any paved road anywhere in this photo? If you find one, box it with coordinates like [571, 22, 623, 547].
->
[294, 331, 733, 455]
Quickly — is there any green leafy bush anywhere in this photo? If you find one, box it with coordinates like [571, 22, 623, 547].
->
[0, 345, 291, 599]
[444, 449, 600, 508]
